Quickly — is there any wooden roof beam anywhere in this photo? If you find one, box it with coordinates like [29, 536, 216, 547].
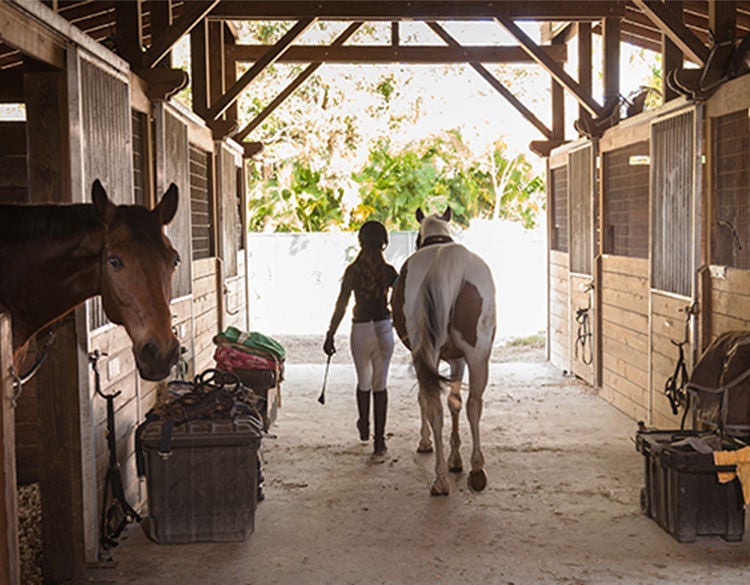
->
[234, 22, 362, 142]
[208, 1, 628, 20]
[142, 0, 219, 68]
[496, 17, 604, 118]
[427, 22, 552, 139]
[226, 44, 567, 64]
[632, 0, 709, 65]
[208, 18, 317, 121]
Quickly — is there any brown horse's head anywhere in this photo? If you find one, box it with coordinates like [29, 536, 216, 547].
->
[92, 180, 181, 381]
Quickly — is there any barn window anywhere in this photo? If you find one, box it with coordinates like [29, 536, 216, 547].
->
[569, 145, 594, 274]
[711, 109, 750, 269]
[603, 141, 649, 258]
[651, 110, 697, 297]
[190, 144, 214, 260]
[550, 165, 569, 253]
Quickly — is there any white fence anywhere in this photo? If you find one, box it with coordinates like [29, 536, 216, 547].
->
[246, 219, 547, 342]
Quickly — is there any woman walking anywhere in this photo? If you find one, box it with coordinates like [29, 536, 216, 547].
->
[324, 221, 398, 456]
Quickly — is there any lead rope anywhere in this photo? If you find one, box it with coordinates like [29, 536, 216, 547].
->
[90, 349, 141, 556]
[664, 306, 695, 429]
[574, 284, 594, 366]
[9, 329, 56, 407]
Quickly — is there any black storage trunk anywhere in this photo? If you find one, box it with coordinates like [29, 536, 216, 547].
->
[636, 429, 745, 542]
[139, 418, 261, 544]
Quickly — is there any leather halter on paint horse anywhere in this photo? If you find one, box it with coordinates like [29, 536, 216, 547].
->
[392, 206, 496, 496]
[0, 180, 181, 381]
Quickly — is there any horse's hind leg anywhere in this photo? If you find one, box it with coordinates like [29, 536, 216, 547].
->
[418, 385, 449, 496]
[466, 357, 489, 492]
[447, 359, 465, 473]
[417, 403, 433, 453]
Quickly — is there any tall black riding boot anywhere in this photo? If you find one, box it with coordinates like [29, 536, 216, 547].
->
[373, 389, 388, 455]
[356, 389, 370, 442]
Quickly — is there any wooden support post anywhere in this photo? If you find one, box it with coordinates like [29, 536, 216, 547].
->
[0, 306, 19, 585]
[602, 17, 621, 116]
[705, 0, 736, 89]
[224, 23, 239, 125]
[209, 21, 225, 115]
[577, 22, 592, 128]
[149, 0, 173, 68]
[114, 0, 143, 69]
[191, 20, 210, 119]
[663, 0, 683, 102]
[552, 35, 565, 141]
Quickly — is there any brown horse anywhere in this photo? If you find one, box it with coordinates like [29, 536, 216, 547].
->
[0, 180, 181, 381]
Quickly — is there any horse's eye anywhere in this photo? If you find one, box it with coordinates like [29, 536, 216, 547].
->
[173, 254, 181, 268]
[108, 256, 123, 270]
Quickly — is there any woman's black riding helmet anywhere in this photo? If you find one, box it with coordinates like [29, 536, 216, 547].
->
[358, 220, 388, 249]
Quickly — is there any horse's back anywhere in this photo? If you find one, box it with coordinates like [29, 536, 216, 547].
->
[392, 243, 496, 357]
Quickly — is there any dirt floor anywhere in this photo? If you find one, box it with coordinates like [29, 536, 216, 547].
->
[70, 335, 750, 585]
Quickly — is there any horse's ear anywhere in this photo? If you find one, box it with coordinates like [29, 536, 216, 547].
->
[441, 206, 452, 222]
[416, 208, 425, 224]
[154, 183, 178, 225]
[91, 179, 117, 225]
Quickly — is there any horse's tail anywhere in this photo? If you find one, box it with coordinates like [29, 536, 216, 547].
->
[411, 268, 453, 396]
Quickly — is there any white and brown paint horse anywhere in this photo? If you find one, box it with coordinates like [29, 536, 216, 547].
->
[0, 180, 181, 381]
[392, 207, 496, 495]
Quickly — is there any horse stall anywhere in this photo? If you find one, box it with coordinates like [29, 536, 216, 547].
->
[0, 4, 251, 583]
[550, 90, 748, 429]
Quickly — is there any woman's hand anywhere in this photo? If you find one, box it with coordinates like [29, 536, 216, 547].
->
[323, 331, 336, 356]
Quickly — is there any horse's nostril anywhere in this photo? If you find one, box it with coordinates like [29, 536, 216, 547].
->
[140, 341, 159, 364]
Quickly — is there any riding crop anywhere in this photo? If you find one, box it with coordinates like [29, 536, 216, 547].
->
[318, 353, 332, 405]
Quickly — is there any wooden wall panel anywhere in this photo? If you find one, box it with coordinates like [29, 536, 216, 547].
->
[599, 256, 649, 421]
[710, 267, 750, 339]
[192, 257, 219, 374]
[549, 250, 569, 371]
[650, 291, 692, 428]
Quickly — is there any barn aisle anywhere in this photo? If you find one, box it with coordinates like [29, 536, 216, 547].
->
[71, 340, 750, 585]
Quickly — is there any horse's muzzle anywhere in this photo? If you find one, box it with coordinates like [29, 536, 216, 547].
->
[135, 337, 180, 381]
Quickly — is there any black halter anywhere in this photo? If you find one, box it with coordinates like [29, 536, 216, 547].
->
[417, 234, 453, 248]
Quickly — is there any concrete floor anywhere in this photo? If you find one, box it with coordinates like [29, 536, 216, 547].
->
[71, 347, 750, 585]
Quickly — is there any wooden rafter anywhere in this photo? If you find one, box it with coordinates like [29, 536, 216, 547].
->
[226, 44, 567, 64]
[427, 22, 552, 139]
[142, 0, 220, 68]
[207, 18, 317, 121]
[234, 22, 363, 143]
[208, 1, 628, 20]
[632, 0, 709, 65]
[496, 17, 604, 118]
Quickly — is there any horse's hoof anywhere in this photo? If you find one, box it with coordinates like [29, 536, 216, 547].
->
[430, 484, 450, 496]
[417, 444, 433, 454]
[468, 469, 487, 492]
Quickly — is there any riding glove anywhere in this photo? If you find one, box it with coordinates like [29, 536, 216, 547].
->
[323, 331, 336, 356]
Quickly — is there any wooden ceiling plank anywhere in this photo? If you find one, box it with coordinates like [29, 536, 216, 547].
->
[496, 17, 604, 117]
[0, 2, 65, 68]
[632, 0, 709, 65]
[235, 21, 362, 142]
[226, 43, 567, 64]
[427, 22, 552, 139]
[208, 17, 317, 121]
[142, 0, 219, 68]
[208, 1, 628, 20]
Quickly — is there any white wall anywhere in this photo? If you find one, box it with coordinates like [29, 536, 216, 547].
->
[246, 219, 547, 342]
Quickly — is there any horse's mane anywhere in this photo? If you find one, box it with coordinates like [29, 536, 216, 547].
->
[0, 203, 100, 240]
[0, 203, 166, 249]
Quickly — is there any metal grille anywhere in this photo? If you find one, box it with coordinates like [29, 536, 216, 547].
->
[190, 144, 214, 260]
[80, 59, 131, 331]
[132, 110, 148, 207]
[651, 110, 696, 296]
[551, 165, 569, 252]
[569, 145, 594, 275]
[711, 109, 750, 269]
[603, 141, 649, 258]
